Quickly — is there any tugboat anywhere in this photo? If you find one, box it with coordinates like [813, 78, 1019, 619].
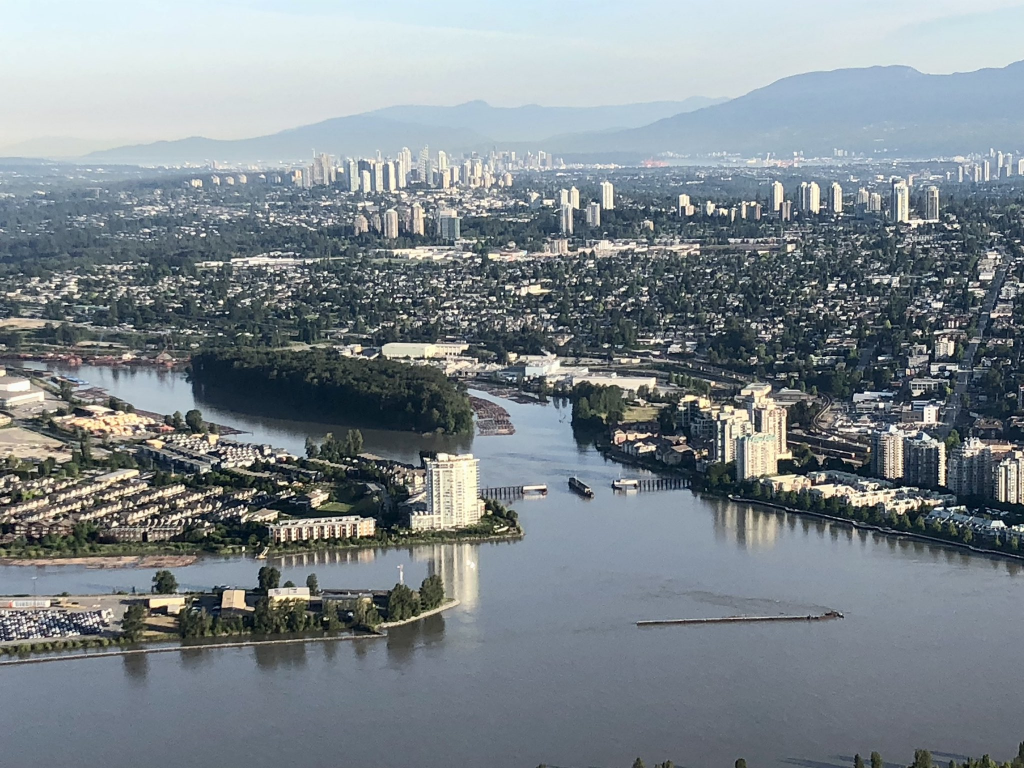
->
[568, 477, 594, 498]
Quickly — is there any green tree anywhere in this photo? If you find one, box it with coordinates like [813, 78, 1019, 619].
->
[151, 570, 178, 594]
[305, 436, 320, 459]
[632, 760, 646, 768]
[306, 573, 320, 596]
[257, 566, 281, 594]
[343, 429, 364, 456]
[352, 598, 382, 630]
[387, 583, 420, 622]
[871, 751, 883, 768]
[855, 754, 865, 768]
[120, 604, 147, 641]
[735, 760, 747, 768]
[419, 574, 445, 611]
[321, 601, 341, 631]
[184, 409, 205, 433]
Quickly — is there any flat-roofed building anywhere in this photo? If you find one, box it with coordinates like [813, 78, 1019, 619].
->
[268, 587, 311, 603]
[268, 515, 376, 543]
[220, 589, 249, 614]
[147, 596, 187, 614]
[0, 375, 45, 408]
[381, 342, 468, 360]
[737, 433, 778, 480]
[415, 453, 485, 531]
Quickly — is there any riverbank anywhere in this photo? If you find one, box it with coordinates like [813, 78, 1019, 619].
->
[378, 598, 460, 630]
[594, 441, 1024, 568]
[726, 495, 1024, 566]
[0, 529, 523, 566]
[0, 554, 199, 569]
[0, 598, 462, 667]
[0, 630, 381, 667]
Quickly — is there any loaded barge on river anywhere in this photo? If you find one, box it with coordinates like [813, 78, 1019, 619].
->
[568, 477, 594, 498]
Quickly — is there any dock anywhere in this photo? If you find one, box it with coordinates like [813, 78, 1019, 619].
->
[479, 484, 548, 500]
[637, 611, 843, 627]
[613, 477, 688, 492]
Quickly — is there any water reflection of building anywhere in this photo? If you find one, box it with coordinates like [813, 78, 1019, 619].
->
[712, 501, 781, 551]
[272, 548, 376, 570]
[412, 542, 479, 610]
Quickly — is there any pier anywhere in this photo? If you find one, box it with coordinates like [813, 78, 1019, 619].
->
[614, 477, 688, 492]
[479, 484, 548, 500]
[637, 611, 843, 627]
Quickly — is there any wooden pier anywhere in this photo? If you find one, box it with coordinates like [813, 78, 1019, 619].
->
[614, 477, 688, 492]
[479, 484, 548, 500]
[637, 611, 843, 627]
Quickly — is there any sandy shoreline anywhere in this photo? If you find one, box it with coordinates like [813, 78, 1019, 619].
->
[0, 554, 198, 569]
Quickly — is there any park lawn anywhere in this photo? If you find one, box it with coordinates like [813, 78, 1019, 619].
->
[316, 501, 353, 514]
[622, 405, 660, 423]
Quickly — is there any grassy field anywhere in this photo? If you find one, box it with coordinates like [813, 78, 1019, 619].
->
[622, 405, 661, 423]
[316, 501, 354, 514]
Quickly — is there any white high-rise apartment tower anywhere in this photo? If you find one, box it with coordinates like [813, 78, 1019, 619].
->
[383, 209, 399, 240]
[751, 403, 789, 459]
[995, 452, 1024, 504]
[890, 179, 910, 224]
[559, 204, 574, 236]
[737, 434, 778, 480]
[425, 453, 485, 529]
[829, 182, 843, 214]
[410, 202, 425, 236]
[569, 186, 580, 210]
[769, 181, 784, 212]
[871, 426, 905, 480]
[713, 406, 753, 464]
[586, 201, 601, 227]
[600, 181, 615, 210]
[798, 181, 821, 214]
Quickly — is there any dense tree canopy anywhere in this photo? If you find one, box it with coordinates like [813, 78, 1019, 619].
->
[191, 349, 473, 435]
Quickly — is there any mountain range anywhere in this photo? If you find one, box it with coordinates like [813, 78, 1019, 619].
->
[550, 61, 1024, 158]
[79, 97, 723, 166]
[17, 60, 1024, 165]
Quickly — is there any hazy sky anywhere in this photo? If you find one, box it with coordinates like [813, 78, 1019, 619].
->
[4, 0, 1024, 147]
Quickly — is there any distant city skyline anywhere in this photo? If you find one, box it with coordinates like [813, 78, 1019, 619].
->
[4, 0, 1024, 149]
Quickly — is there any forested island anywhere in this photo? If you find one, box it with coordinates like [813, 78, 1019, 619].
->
[190, 348, 474, 435]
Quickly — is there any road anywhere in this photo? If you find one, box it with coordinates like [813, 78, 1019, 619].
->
[938, 265, 1007, 438]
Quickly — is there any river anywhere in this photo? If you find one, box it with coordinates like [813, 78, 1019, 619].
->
[1, 364, 1023, 768]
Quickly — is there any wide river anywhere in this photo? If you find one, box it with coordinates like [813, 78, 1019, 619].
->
[2, 364, 1024, 768]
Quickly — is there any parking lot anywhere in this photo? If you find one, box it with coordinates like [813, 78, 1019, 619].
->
[0, 608, 112, 643]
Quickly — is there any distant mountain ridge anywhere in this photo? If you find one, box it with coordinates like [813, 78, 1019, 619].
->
[551, 61, 1024, 156]
[82, 98, 725, 165]
[66, 60, 1024, 165]
[364, 97, 725, 142]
